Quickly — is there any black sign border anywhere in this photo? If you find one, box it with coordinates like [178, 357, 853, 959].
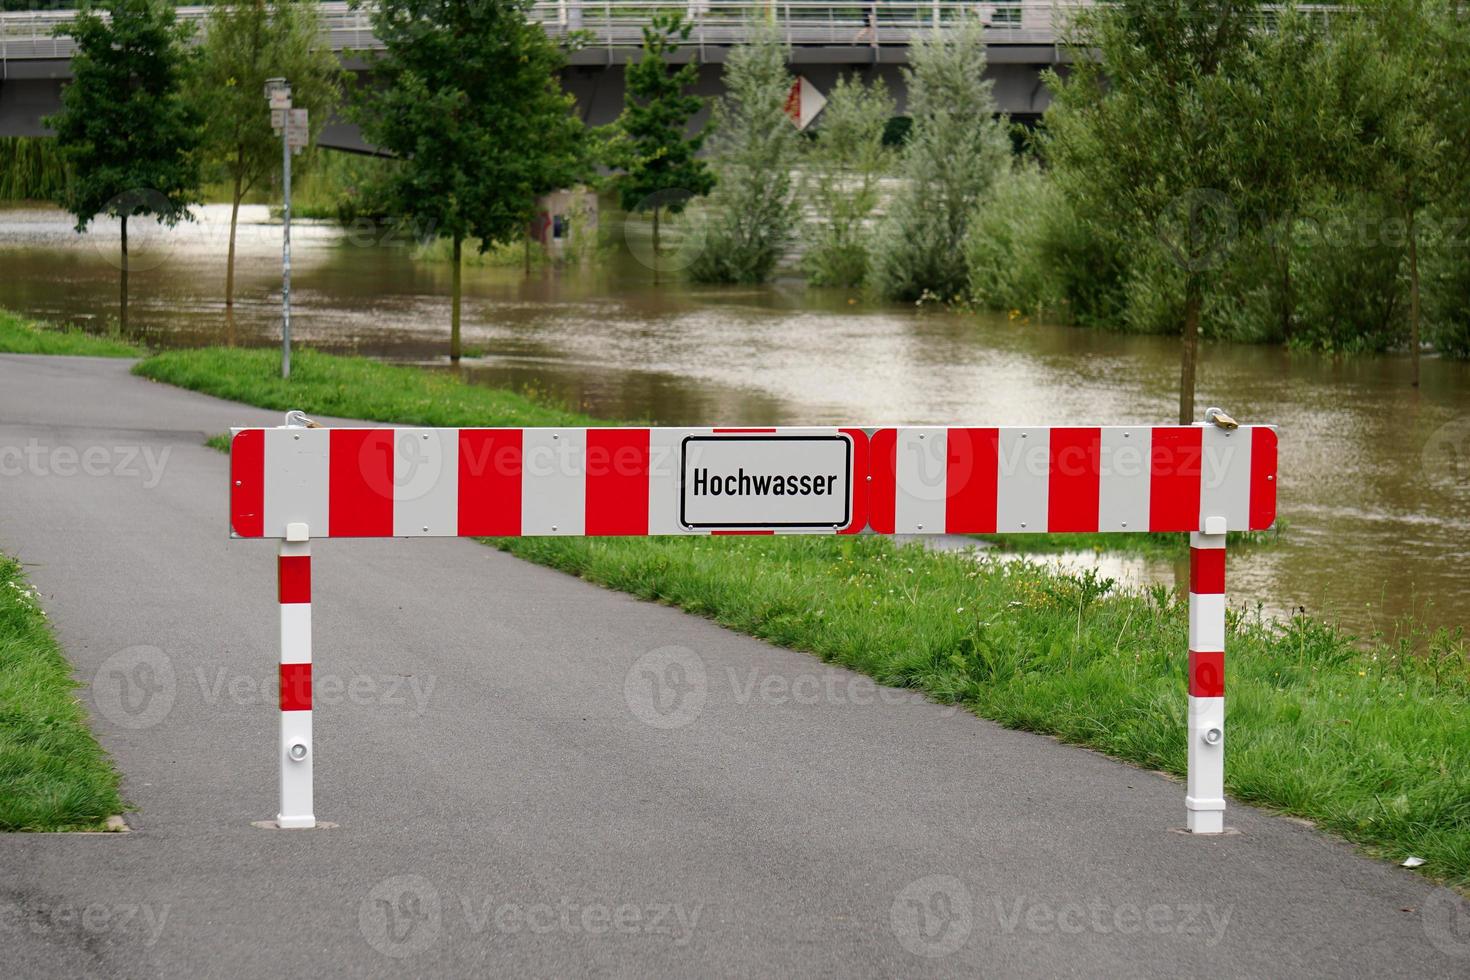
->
[679, 434, 854, 530]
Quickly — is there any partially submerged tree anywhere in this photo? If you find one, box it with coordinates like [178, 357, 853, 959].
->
[684, 27, 800, 285]
[1043, 0, 1261, 424]
[871, 23, 1010, 304]
[48, 0, 201, 333]
[802, 73, 894, 288]
[605, 12, 714, 282]
[194, 0, 343, 314]
[356, 0, 590, 361]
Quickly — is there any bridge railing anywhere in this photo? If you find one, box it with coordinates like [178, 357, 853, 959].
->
[2, 1, 1344, 64]
[1, 2, 1084, 63]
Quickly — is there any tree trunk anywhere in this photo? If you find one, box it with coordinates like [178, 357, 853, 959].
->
[119, 214, 129, 334]
[1408, 208, 1421, 388]
[226, 168, 243, 312]
[1178, 275, 1201, 425]
[450, 233, 463, 363]
[652, 207, 661, 285]
[524, 233, 532, 277]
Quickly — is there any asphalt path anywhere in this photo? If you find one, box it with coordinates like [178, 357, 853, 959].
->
[1, 354, 1466, 978]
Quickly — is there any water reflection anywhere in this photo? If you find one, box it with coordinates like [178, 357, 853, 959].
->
[1, 202, 1467, 637]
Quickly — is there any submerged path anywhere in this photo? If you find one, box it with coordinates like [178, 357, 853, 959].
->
[0, 354, 1462, 977]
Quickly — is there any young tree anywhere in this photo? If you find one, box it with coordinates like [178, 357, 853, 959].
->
[194, 0, 343, 313]
[356, 0, 590, 361]
[802, 72, 894, 288]
[1043, 1, 1261, 424]
[684, 27, 800, 285]
[605, 12, 714, 283]
[47, 0, 201, 332]
[1326, 0, 1462, 386]
[871, 23, 1010, 304]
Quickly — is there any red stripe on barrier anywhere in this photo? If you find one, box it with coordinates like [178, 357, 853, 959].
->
[868, 429, 897, 534]
[1249, 426, 1278, 531]
[230, 429, 264, 538]
[586, 428, 650, 535]
[945, 427, 998, 533]
[1188, 650, 1225, 697]
[280, 663, 312, 711]
[1189, 547, 1225, 595]
[1149, 427, 1203, 532]
[1048, 427, 1101, 533]
[839, 427, 869, 534]
[329, 429, 394, 537]
[277, 555, 311, 604]
[458, 429, 522, 536]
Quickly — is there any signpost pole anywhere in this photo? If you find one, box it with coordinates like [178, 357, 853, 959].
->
[1186, 524, 1228, 833]
[280, 110, 292, 381]
[277, 519, 314, 828]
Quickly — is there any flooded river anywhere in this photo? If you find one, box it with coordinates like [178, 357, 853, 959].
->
[2, 203, 1467, 638]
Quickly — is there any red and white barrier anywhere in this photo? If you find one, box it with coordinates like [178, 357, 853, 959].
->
[233, 417, 1277, 833]
[229, 424, 1276, 539]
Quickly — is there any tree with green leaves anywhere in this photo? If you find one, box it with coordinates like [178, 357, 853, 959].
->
[802, 72, 894, 288]
[605, 12, 714, 283]
[355, 0, 591, 361]
[1043, 1, 1261, 424]
[194, 0, 343, 314]
[684, 27, 800, 285]
[871, 23, 1010, 304]
[47, 0, 201, 333]
[1325, 0, 1464, 386]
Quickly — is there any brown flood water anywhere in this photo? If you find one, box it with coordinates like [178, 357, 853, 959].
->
[2, 203, 1467, 638]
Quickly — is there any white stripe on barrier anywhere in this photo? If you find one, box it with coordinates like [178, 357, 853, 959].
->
[1200, 425, 1252, 533]
[1098, 426, 1151, 531]
[996, 427, 1049, 532]
[522, 427, 585, 535]
[263, 427, 328, 539]
[394, 428, 458, 537]
[894, 427, 946, 534]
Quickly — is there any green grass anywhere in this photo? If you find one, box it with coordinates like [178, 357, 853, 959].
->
[154, 345, 1469, 885]
[0, 556, 126, 831]
[134, 347, 594, 428]
[0, 309, 144, 358]
[977, 524, 1286, 556]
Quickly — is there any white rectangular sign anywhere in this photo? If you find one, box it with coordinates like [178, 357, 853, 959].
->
[680, 434, 852, 530]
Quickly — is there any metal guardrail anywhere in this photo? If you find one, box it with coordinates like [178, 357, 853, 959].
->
[0, 2, 1086, 63]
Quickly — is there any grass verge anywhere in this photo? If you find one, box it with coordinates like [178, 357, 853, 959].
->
[0, 308, 144, 358]
[0, 556, 126, 831]
[152, 344, 1469, 886]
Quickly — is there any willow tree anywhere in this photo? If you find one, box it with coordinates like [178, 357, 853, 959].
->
[1044, 1, 1261, 424]
[48, 0, 201, 333]
[194, 0, 343, 314]
[684, 27, 800, 284]
[356, 0, 590, 361]
[803, 73, 894, 287]
[871, 23, 1009, 303]
[605, 12, 714, 282]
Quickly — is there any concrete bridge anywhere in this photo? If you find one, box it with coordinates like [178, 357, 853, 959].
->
[0, 2, 1086, 151]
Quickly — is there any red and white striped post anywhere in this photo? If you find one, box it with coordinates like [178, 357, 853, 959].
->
[1186, 518, 1228, 834]
[276, 520, 314, 828]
